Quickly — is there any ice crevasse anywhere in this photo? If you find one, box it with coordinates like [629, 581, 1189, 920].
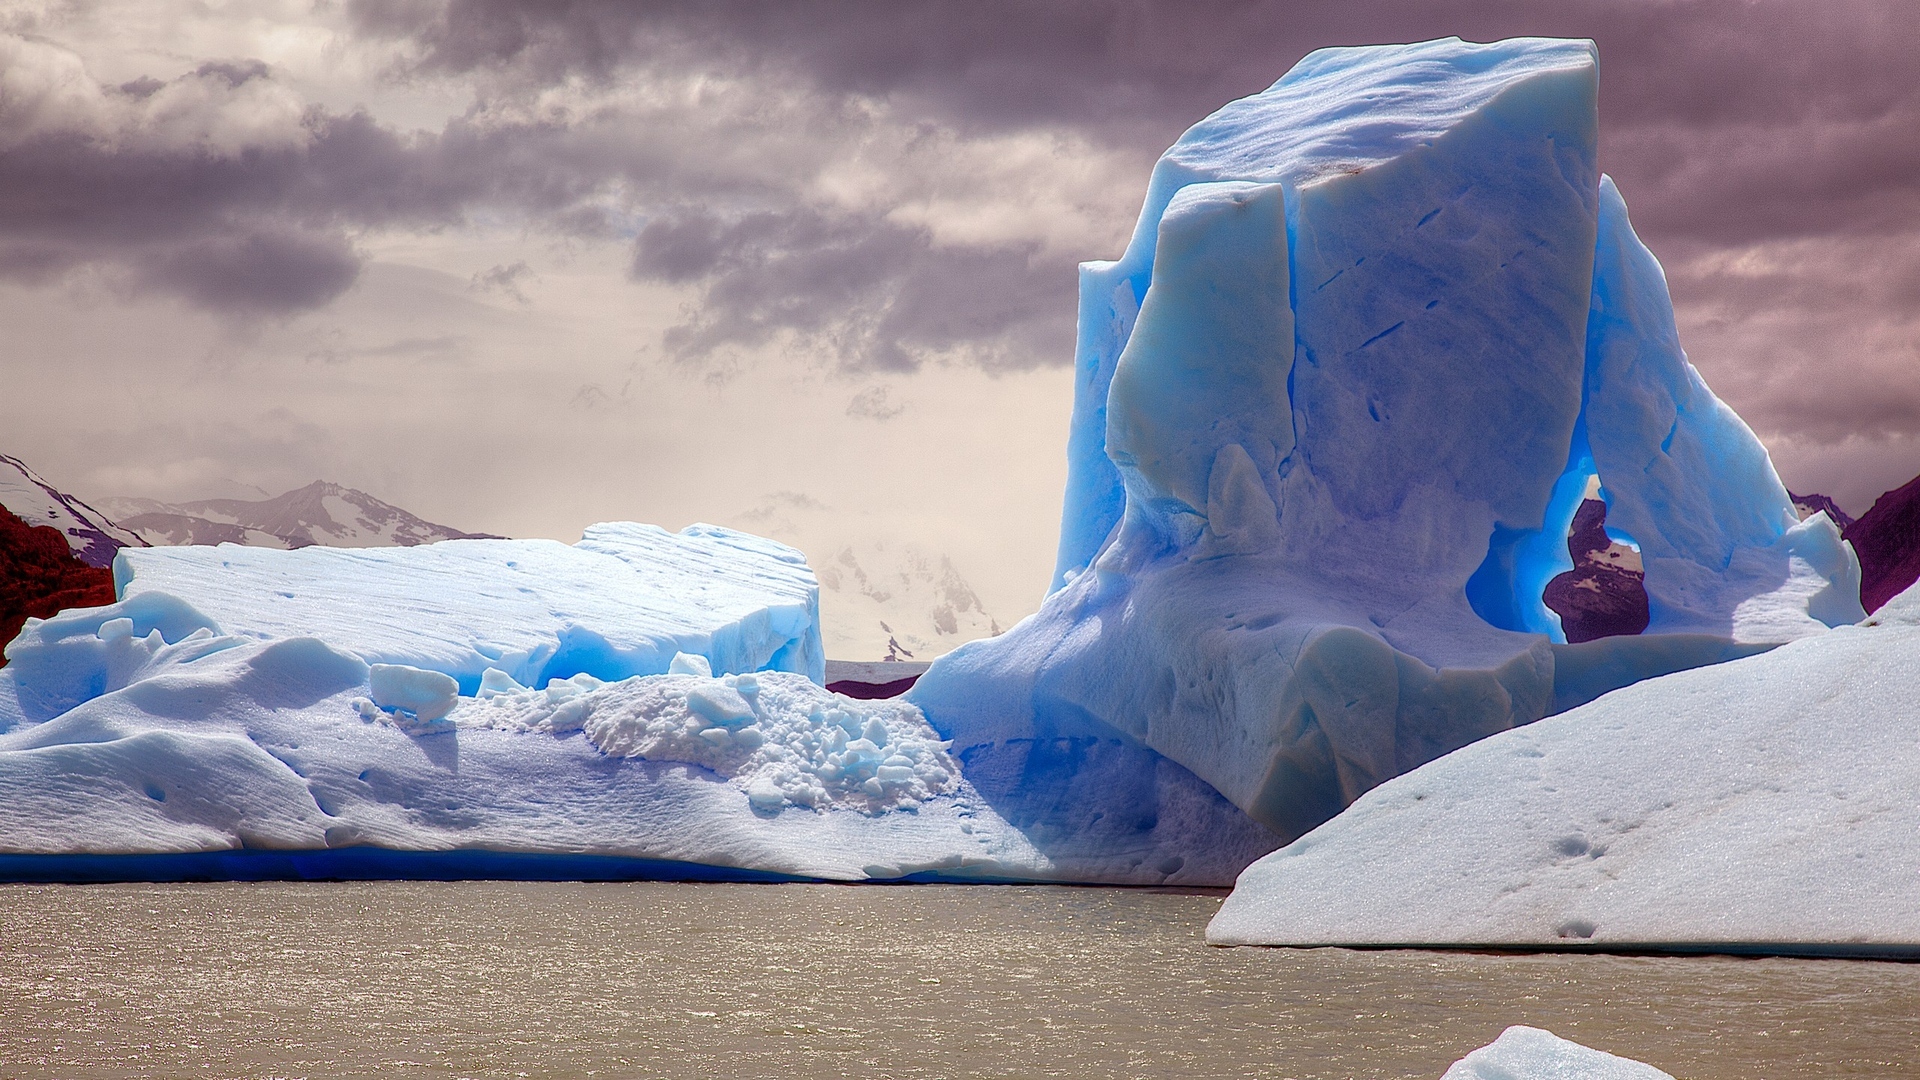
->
[911, 36, 1863, 845]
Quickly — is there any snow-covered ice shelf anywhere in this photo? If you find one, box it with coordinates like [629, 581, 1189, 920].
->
[113, 522, 827, 690]
[1207, 582, 1920, 955]
[0, 543, 1256, 885]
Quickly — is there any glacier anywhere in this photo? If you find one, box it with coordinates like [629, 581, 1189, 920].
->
[913, 35, 1862, 846]
[1206, 579, 1920, 954]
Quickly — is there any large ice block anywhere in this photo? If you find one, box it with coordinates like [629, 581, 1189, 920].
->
[919, 36, 1861, 848]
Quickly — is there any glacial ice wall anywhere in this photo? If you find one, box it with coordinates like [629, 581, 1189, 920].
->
[108, 522, 826, 700]
[919, 36, 1862, 845]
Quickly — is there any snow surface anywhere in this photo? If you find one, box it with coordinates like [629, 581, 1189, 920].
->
[112, 522, 827, 693]
[915, 36, 1861, 849]
[0, 455, 144, 567]
[1207, 581, 1920, 952]
[1441, 1027, 1672, 1080]
[0, 584, 1259, 885]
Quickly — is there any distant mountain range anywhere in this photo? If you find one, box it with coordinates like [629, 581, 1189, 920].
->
[1542, 497, 1650, 643]
[729, 492, 1005, 662]
[1, 462, 499, 667]
[0, 455, 145, 568]
[7, 449, 1920, 670]
[97, 481, 499, 550]
[1790, 491, 1856, 531]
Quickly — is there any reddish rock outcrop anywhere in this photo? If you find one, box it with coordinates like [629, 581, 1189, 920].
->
[1844, 474, 1920, 614]
[1542, 498, 1651, 643]
[0, 508, 116, 665]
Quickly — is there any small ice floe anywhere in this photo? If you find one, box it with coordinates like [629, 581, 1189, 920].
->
[1440, 1026, 1672, 1079]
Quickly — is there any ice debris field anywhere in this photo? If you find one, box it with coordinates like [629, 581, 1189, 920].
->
[2, 36, 1913, 956]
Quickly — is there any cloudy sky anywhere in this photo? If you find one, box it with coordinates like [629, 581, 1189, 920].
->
[3, 0, 1917, 635]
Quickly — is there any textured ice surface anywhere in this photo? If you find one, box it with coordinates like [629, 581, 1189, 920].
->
[1440, 1027, 1673, 1080]
[0, 591, 1249, 884]
[459, 669, 962, 814]
[113, 522, 827, 693]
[918, 36, 1861, 848]
[1574, 178, 1862, 641]
[1054, 36, 1604, 590]
[1206, 581, 1920, 951]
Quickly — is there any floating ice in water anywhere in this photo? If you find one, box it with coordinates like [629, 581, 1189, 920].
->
[0, 593, 1017, 877]
[0, 38, 1870, 889]
[1440, 1027, 1673, 1080]
[0, 583, 1246, 883]
[915, 36, 1862, 849]
[1205, 579, 1920, 952]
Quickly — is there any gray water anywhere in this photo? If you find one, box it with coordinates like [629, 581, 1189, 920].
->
[1, 882, 1915, 1079]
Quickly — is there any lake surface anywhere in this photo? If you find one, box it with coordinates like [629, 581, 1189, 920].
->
[1, 881, 1915, 1079]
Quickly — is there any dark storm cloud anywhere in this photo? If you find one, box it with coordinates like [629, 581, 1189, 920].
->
[341, 0, 1920, 442]
[631, 207, 1072, 371]
[11, 1, 1919, 443]
[352, 0, 1920, 248]
[130, 227, 362, 314]
[0, 71, 463, 315]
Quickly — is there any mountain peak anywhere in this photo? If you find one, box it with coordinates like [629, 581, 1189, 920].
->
[0, 455, 145, 567]
[108, 481, 500, 550]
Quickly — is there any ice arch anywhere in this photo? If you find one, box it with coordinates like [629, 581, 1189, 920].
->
[915, 37, 1862, 845]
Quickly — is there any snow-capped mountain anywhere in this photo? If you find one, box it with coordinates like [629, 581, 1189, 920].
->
[814, 543, 1002, 662]
[729, 492, 1003, 661]
[1790, 490, 1855, 530]
[99, 481, 499, 550]
[0, 455, 146, 568]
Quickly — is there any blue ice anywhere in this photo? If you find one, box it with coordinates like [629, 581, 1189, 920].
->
[918, 36, 1862, 845]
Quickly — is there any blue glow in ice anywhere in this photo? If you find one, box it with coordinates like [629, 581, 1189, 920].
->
[923, 36, 1862, 846]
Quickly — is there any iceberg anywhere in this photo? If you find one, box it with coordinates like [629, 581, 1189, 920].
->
[0, 632, 1020, 877]
[914, 36, 1861, 847]
[0, 525, 1253, 884]
[1205, 581, 1920, 953]
[1441, 1027, 1673, 1080]
[0, 37, 1870, 888]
